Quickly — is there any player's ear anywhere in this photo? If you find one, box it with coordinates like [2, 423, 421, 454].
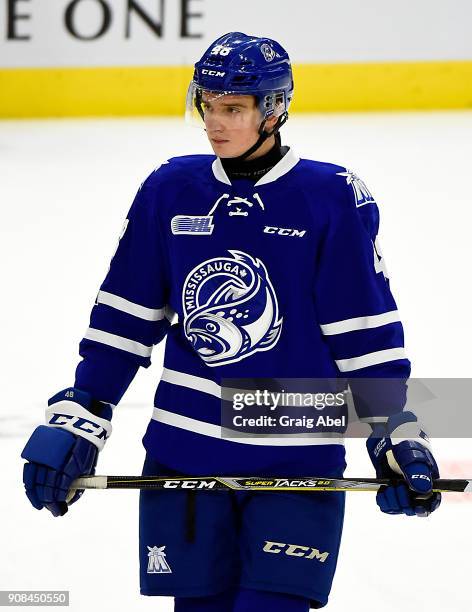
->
[264, 114, 278, 132]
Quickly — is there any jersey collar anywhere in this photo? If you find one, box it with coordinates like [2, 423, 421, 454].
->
[211, 148, 300, 187]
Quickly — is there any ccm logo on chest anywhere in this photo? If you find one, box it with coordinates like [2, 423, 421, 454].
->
[263, 541, 329, 563]
[263, 226, 306, 237]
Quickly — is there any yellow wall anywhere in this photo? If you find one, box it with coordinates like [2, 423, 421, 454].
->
[1, 60, 471, 118]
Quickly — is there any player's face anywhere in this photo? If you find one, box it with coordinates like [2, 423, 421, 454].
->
[202, 93, 274, 159]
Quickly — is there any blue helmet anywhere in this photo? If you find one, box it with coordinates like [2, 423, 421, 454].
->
[187, 32, 294, 123]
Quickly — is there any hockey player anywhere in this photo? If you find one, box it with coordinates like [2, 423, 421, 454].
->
[21, 33, 441, 611]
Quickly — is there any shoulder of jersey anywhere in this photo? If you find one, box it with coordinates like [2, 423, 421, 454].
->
[297, 158, 346, 182]
[295, 158, 379, 226]
[296, 158, 352, 202]
[144, 154, 215, 187]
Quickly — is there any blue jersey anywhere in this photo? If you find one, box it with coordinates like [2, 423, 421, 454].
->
[74, 149, 410, 475]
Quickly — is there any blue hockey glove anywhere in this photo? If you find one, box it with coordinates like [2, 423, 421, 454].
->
[21, 387, 113, 517]
[367, 411, 441, 517]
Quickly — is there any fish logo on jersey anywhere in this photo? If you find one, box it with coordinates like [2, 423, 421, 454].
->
[182, 250, 283, 367]
[337, 169, 376, 208]
[146, 545, 172, 574]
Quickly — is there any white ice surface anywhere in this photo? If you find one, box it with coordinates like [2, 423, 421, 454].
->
[1, 112, 472, 611]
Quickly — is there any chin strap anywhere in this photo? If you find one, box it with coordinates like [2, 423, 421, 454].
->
[234, 112, 289, 161]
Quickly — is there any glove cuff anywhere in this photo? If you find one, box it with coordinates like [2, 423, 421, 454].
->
[387, 411, 431, 449]
[367, 411, 435, 476]
[45, 387, 113, 451]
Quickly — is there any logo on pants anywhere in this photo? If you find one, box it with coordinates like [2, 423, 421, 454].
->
[147, 545, 172, 573]
[263, 541, 330, 563]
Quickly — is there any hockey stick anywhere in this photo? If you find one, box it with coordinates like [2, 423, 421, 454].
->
[70, 475, 472, 493]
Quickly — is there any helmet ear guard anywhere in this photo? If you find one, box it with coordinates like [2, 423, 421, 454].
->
[259, 90, 292, 120]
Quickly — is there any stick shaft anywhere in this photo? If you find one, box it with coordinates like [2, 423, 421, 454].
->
[70, 475, 472, 493]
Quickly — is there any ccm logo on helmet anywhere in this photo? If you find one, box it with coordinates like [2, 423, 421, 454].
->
[263, 541, 330, 563]
[201, 69, 226, 77]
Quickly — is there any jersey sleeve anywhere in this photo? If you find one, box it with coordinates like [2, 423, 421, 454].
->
[314, 170, 411, 419]
[74, 175, 172, 405]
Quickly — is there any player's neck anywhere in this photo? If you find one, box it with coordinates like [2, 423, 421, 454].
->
[245, 135, 277, 160]
[221, 136, 288, 181]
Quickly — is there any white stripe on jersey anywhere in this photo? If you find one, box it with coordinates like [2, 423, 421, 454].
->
[160, 368, 351, 407]
[151, 407, 344, 446]
[96, 290, 167, 322]
[84, 327, 153, 357]
[320, 310, 400, 335]
[358, 416, 389, 424]
[161, 367, 221, 398]
[335, 347, 407, 372]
